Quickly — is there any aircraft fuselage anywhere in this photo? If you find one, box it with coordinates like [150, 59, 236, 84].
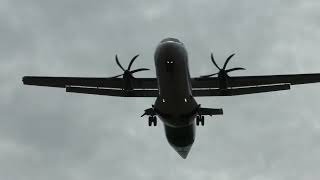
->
[153, 38, 198, 158]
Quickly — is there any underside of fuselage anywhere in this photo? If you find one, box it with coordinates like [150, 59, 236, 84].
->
[154, 38, 198, 158]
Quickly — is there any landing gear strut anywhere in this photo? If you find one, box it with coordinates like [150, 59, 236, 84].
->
[148, 116, 157, 126]
[196, 115, 204, 126]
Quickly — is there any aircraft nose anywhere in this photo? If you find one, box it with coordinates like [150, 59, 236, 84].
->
[171, 144, 193, 159]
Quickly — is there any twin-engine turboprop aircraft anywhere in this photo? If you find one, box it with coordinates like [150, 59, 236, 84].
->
[23, 38, 320, 159]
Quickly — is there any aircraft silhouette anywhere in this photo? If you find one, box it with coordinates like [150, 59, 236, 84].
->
[23, 38, 320, 159]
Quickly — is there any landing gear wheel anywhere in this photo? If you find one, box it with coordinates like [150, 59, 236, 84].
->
[152, 116, 157, 126]
[148, 116, 157, 126]
[196, 116, 200, 126]
[200, 115, 204, 126]
[148, 116, 153, 126]
[196, 115, 205, 126]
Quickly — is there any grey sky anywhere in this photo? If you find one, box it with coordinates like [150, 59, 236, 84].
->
[1, 0, 320, 179]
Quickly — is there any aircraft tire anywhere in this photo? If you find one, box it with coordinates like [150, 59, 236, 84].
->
[201, 116, 204, 126]
[196, 115, 201, 126]
[148, 116, 153, 126]
[153, 116, 157, 126]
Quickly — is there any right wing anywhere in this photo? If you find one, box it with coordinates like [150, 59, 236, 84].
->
[192, 73, 320, 89]
[191, 73, 320, 96]
[229, 73, 320, 87]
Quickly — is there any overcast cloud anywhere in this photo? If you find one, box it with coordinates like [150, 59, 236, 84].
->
[1, 0, 320, 179]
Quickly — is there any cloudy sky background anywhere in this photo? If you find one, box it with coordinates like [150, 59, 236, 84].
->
[1, 0, 320, 179]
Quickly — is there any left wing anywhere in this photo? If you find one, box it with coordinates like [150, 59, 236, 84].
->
[23, 76, 158, 89]
[192, 73, 320, 96]
[23, 76, 159, 97]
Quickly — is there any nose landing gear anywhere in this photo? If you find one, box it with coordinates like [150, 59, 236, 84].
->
[196, 115, 204, 126]
[148, 116, 157, 126]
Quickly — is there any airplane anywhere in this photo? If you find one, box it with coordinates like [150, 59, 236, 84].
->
[22, 37, 320, 159]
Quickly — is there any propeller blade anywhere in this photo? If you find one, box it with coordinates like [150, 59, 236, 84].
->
[211, 53, 221, 70]
[225, 67, 246, 73]
[115, 55, 126, 71]
[127, 54, 140, 70]
[109, 74, 124, 78]
[200, 72, 219, 78]
[223, 53, 235, 70]
[130, 68, 150, 74]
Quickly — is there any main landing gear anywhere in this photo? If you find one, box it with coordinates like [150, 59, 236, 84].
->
[196, 115, 204, 126]
[148, 116, 157, 126]
[141, 107, 157, 127]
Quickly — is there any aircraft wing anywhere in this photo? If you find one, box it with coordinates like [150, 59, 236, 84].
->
[192, 73, 320, 96]
[229, 73, 320, 87]
[23, 76, 158, 89]
[22, 76, 159, 97]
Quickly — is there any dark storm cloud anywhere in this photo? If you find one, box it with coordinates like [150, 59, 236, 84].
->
[1, 0, 320, 179]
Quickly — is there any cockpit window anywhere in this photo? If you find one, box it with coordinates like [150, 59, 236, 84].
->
[166, 60, 174, 72]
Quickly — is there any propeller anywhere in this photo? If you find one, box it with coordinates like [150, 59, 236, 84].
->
[201, 53, 245, 78]
[110, 54, 150, 78]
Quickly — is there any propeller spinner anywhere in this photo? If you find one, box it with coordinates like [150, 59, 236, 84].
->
[201, 53, 245, 78]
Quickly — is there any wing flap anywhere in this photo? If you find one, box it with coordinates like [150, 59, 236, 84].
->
[193, 84, 290, 96]
[66, 86, 159, 97]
